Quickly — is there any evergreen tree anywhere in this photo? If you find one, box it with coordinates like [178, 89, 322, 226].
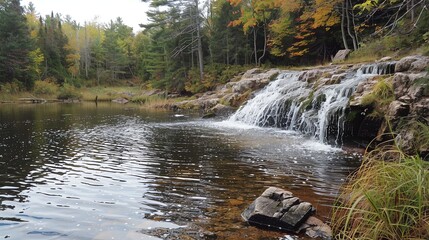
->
[103, 17, 134, 81]
[0, 0, 34, 88]
[37, 13, 71, 83]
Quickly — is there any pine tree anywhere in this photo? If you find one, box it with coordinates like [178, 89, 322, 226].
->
[0, 0, 34, 88]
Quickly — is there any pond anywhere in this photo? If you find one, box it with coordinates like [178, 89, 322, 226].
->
[0, 103, 361, 239]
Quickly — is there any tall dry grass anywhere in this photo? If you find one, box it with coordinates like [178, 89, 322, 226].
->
[332, 123, 429, 240]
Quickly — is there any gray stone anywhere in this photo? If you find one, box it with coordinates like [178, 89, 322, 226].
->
[299, 70, 322, 83]
[393, 73, 411, 98]
[332, 49, 351, 62]
[328, 73, 347, 84]
[412, 98, 429, 118]
[410, 57, 429, 72]
[242, 187, 315, 232]
[300, 216, 333, 240]
[387, 101, 410, 119]
[395, 55, 422, 72]
[207, 104, 235, 118]
[261, 186, 293, 199]
[232, 79, 257, 93]
[280, 202, 314, 229]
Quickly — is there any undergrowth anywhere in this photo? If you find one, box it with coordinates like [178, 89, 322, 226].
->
[332, 122, 429, 240]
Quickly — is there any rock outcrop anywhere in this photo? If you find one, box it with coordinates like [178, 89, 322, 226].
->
[339, 55, 428, 154]
[170, 55, 428, 155]
[169, 68, 280, 117]
[242, 187, 332, 239]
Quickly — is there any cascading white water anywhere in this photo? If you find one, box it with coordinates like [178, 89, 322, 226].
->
[228, 62, 396, 144]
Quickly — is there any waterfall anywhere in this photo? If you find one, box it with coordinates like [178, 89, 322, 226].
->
[228, 62, 396, 144]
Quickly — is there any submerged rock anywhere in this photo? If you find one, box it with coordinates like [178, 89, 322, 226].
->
[204, 104, 235, 118]
[300, 216, 332, 240]
[242, 187, 331, 239]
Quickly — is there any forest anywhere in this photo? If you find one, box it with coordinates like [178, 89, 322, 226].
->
[0, 0, 428, 96]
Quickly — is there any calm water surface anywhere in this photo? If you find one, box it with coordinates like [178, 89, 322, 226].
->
[0, 103, 361, 239]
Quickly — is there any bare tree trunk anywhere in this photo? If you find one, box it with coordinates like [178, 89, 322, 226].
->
[253, 28, 258, 66]
[195, 0, 204, 81]
[226, 33, 230, 65]
[349, 0, 359, 49]
[257, 17, 267, 66]
[84, 23, 89, 78]
[341, 0, 349, 49]
[345, 0, 357, 50]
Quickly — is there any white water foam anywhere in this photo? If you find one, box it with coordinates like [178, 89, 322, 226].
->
[228, 62, 396, 145]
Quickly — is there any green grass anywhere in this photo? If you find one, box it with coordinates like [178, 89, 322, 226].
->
[80, 86, 141, 101]
[332, 123, 429, 240]
[360, 77, 395, 118]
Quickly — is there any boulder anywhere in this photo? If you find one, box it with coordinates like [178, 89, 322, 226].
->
[395, 55, 428, 72]
[232, 79, 258, 93]
[392, 73, 411, 98]
[332, 49, 351, 62]
[412, 98, 429, 118]
[410, 56, 429, 72]
[387, 101, 410, 119]
[242, 187, 315, 232]
[205, 104, 235, 118]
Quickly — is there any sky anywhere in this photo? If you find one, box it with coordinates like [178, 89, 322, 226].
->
[21, 0, 150, 32]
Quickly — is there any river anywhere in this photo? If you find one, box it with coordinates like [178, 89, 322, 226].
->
[0, 102, 361, 239]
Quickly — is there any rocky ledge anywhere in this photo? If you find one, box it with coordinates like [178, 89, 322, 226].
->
[168, 68, 280, 117]
[242, 187, 332, 239]
[169, 55, 428, 155]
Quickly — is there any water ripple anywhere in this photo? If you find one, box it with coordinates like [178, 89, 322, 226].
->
[0, 103, 361, 239]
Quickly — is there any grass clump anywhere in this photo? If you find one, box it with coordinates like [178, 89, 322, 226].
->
[332, 132, 429, 239]
[360, 77, 395, 118]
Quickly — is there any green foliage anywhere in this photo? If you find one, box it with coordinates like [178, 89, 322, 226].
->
[0, 79, 24, 94]
[361, 78, 395, 118]
[299, 90, 314, 112]
[184, 64, 247, 94]
[0, 0, 35, 88]
[349, 36, 412, 62]
[37, 13, 71, 83]
[332, 140, 429, 239]
[33, 80, 59, 95]
[57, 83, 82, 100]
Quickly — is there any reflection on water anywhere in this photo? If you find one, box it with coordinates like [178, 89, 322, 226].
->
[0, 103, 361, 239]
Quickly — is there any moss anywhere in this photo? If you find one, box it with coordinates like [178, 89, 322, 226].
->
[269, 72, 280, 81]
[345, 110, 359, 122]
[299, 90, 314, 112]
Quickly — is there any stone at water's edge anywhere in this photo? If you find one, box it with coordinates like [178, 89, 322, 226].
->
[242, 187, 332, 239]
[332, 49, 351, 62]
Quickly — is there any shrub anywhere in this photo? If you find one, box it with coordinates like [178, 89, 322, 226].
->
[33, 80, 59, 95]
[57, 84, 82, 100]
[0, 79, 23, 94]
